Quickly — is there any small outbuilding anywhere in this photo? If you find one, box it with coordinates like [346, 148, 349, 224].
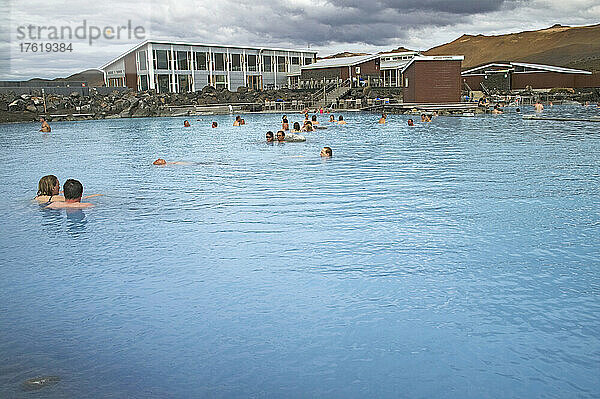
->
[462, 62, 599, 91]
[401, 55, 464, 103]
[298, 55, 381, 88]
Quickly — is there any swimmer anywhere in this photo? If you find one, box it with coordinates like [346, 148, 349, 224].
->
[516, 108, 521, 113]
[320, 146, 332, 157]
[282, 118, 289, 131]
[240, 119, 246, 125]
[491, 104, 503, 114]
[46, 179, 94, 209]
[337, 115, 347, 125]
[378, 113, 386, 124]
[153, 158, 190, 166]
[35, 175, 63, 203]
[302, 121, 313, 132]
[329, 115, 335, 123]
[276, 130, 285, 143]
[407, 119, 414, 126]
[184, 120, 191, 127]
[233, 115, 241, 126]
[534, 101, 544, 112]
[311, 115, 319, 125]
[291, 122, 302, 133]
[212, 121, 218, 128]
[266, 131, 274, 143]
[39, 117, 51, 132]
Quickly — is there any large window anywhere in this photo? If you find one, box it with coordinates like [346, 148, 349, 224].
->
[214, 53, 225, 71]
[178, 74, 191, 92]
[231, 54, 241, 71]
[156, 74, 170, 93]
[154, 50, 170, 70]
[247, 54, 257, 72]
[263, 55, 272, 72]
[177, 51, 189, 70]
[139, 75, 149, 91]
[215, 75, 227, 89]
[277, 56, 286, 72]
[195, 52, 207, 70]
[138, 50, 147, 70]
[304, 57, 313, 65]
[291, 56, 300, 65]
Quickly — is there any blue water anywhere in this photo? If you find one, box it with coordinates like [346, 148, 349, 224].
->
[1, 105, 599, 398]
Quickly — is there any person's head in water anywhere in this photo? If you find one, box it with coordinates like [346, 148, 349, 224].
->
[235, 115, 241, 121]
[37, 175, 59, 196]
[282, 115, 287, 121]
[407, 119, 414, 126]
[212, 121, 218, 128]
[293, 122, 301, 131]
[266, 131, 274, 142]
[63, 179, 84, 201]
[153, 158, 167, 165]
[276, 130, 285, 142]
[311, 115, 317, 122]
[329, 115, 335, 122]
[338, 115, 344, 121]
[240, 119, 246, 125]
[320, 147, 332, 157]
[516, 108, 520, 113]
[184, 120, 190, 127]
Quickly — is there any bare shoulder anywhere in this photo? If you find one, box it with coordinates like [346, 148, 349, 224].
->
[35, 195, 65, 203]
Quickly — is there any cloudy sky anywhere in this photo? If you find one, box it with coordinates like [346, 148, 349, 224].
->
[1, 0, 599, 79]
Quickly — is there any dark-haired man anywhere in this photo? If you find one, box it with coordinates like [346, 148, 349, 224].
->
[266, 131, 274, 143]
[46, 179, 94, 209]
[276, 130, 285, 143]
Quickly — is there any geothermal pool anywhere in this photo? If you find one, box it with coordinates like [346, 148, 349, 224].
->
[0, 106, 599, 398]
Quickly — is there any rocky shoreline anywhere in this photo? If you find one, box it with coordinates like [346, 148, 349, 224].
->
[0, 86, 406, 124]
[1, 85, 596, 124]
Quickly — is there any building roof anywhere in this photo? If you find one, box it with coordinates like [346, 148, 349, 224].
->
[462, 62, 591, 75]
[511, 62, 591, 75]
[379, 51, 421, 70]
[100, 39, 317, 70]
[300, 54, 379, 70]
[462, 63, 513, 75]
[400, 55, 464, 73]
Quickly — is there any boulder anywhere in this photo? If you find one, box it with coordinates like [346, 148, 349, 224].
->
[26, 104, 37, 113]
[70, 91, 80, 98]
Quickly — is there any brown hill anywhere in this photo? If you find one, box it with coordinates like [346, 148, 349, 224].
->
[424, 24, 600, 72]
[320, 51, 369, 59]
[28, 69, 105, 87]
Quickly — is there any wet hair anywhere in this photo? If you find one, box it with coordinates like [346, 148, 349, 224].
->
[293, 122, 301, 130]
[322, 147, 332, 156]
[212, 121, 218, 128]
[37, 175, 58, 196]
[282, 115, 287, 120]
[311, 115, 317, 121]
[235, 115, 241, 121]
[516, 108, 520, 112]
[283, 118, 289, 124]
[266, 131, 274, 139]
[329, 115, 335, 120]
[63, 179, 83, 200]
[276, 130, 285, 140]
[338, 115, 344, 121]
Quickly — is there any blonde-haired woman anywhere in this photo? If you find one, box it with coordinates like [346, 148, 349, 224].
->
[35, 175, 64, 203]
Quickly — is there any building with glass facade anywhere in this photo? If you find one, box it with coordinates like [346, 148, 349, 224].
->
[100, 40, 317, 93]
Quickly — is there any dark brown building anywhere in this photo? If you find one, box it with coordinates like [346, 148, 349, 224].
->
[297, 55, 381, 88]
[402, 56, 464, 103]
[462, 62, 599, 91]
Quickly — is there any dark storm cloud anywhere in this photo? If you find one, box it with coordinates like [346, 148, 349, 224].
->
[148, 0, 521, 47]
